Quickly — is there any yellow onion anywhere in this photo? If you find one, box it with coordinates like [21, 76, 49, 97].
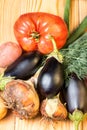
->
[2, 79, 40, 119]
[0, 97, 8, 120]
[40, 95, 67, 120]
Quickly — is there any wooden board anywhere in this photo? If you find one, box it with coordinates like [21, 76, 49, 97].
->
[0, 0, 87, 130]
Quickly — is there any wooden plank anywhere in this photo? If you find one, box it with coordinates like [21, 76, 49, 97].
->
[79, 0, 87, 22]
[0, 0, 87, 130]
[70, 0, 79, 33]
[15, 116, 83, 130]
[0, 113, 15, 130]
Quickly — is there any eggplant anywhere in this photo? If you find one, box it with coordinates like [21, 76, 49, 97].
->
[37, 57, 64, 98]
[4, 51, 43, 80]
[63, 76, 87, 130]
[63, 77, 87, 113]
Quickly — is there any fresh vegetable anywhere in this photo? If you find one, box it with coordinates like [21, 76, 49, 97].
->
[0, 42, 22, 68]
[61, 32, 87, 81]
[37, 36, 64, 98]
[63, 76, 87, 130]
[37, 57, 64, 98]
[14, 12, 68, 54]
[0, 97, 8, 120]
[0, 0, 87, 124]
[2, 79, 40, 119]
[40, 95, 67, 120]
[4, 51, 43, 80]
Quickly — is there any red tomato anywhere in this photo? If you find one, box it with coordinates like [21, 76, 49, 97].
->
[14, 12, 68, 54]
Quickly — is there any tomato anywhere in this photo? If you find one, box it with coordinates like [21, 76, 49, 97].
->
[14, 12, 68, 54]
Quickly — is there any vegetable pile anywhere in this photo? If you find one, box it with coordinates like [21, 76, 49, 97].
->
[0, 0, 87, 130]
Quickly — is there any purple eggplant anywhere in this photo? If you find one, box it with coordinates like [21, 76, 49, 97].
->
[63, 76, 87, 130]
[4, 51, 43, 80]
[37, 57, 64, 98]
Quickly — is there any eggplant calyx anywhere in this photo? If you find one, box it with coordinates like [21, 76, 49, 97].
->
[0, 73, 14, 91]
[47, 35, 63, 63]
[69, 109, 87, 130]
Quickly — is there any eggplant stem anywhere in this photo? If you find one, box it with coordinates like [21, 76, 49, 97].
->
[0, 73, 14, 91]
[69, 109, 86, 130]
[74, 121, 80, 130]
[48, 36, 63, 63]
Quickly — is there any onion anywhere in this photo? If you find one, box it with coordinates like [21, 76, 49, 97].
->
[40, 95, 67, 120]
[2, 79, 40, 119]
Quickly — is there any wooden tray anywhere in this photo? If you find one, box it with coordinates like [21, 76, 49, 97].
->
[0, 0, 87, 130]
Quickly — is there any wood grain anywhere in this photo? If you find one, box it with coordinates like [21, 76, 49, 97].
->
[0, 0, 87, 130]
[0, 113, 15, 130]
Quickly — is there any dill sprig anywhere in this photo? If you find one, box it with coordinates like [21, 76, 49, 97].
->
[61, 32, 87, 80]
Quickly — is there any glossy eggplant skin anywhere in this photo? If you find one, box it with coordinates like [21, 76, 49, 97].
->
[63, 77, 87, 113]
[4, 51, 43, 80]
[37, 57, 64, 98]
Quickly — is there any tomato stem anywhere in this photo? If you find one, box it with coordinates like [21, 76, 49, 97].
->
[48, 36, 63, 63]
[30, 32, 40, 41]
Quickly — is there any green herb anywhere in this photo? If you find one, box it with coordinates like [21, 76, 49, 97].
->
[64, 0, 71, 34]
[64, 16, 87, 48]
[61, 32, 87, 80]
[0, 73, 14, 90]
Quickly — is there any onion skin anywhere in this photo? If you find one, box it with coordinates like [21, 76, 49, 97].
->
[0, 97, 8, 120]
[40, 96, 67, 120]
[2, 80, 40, 119]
